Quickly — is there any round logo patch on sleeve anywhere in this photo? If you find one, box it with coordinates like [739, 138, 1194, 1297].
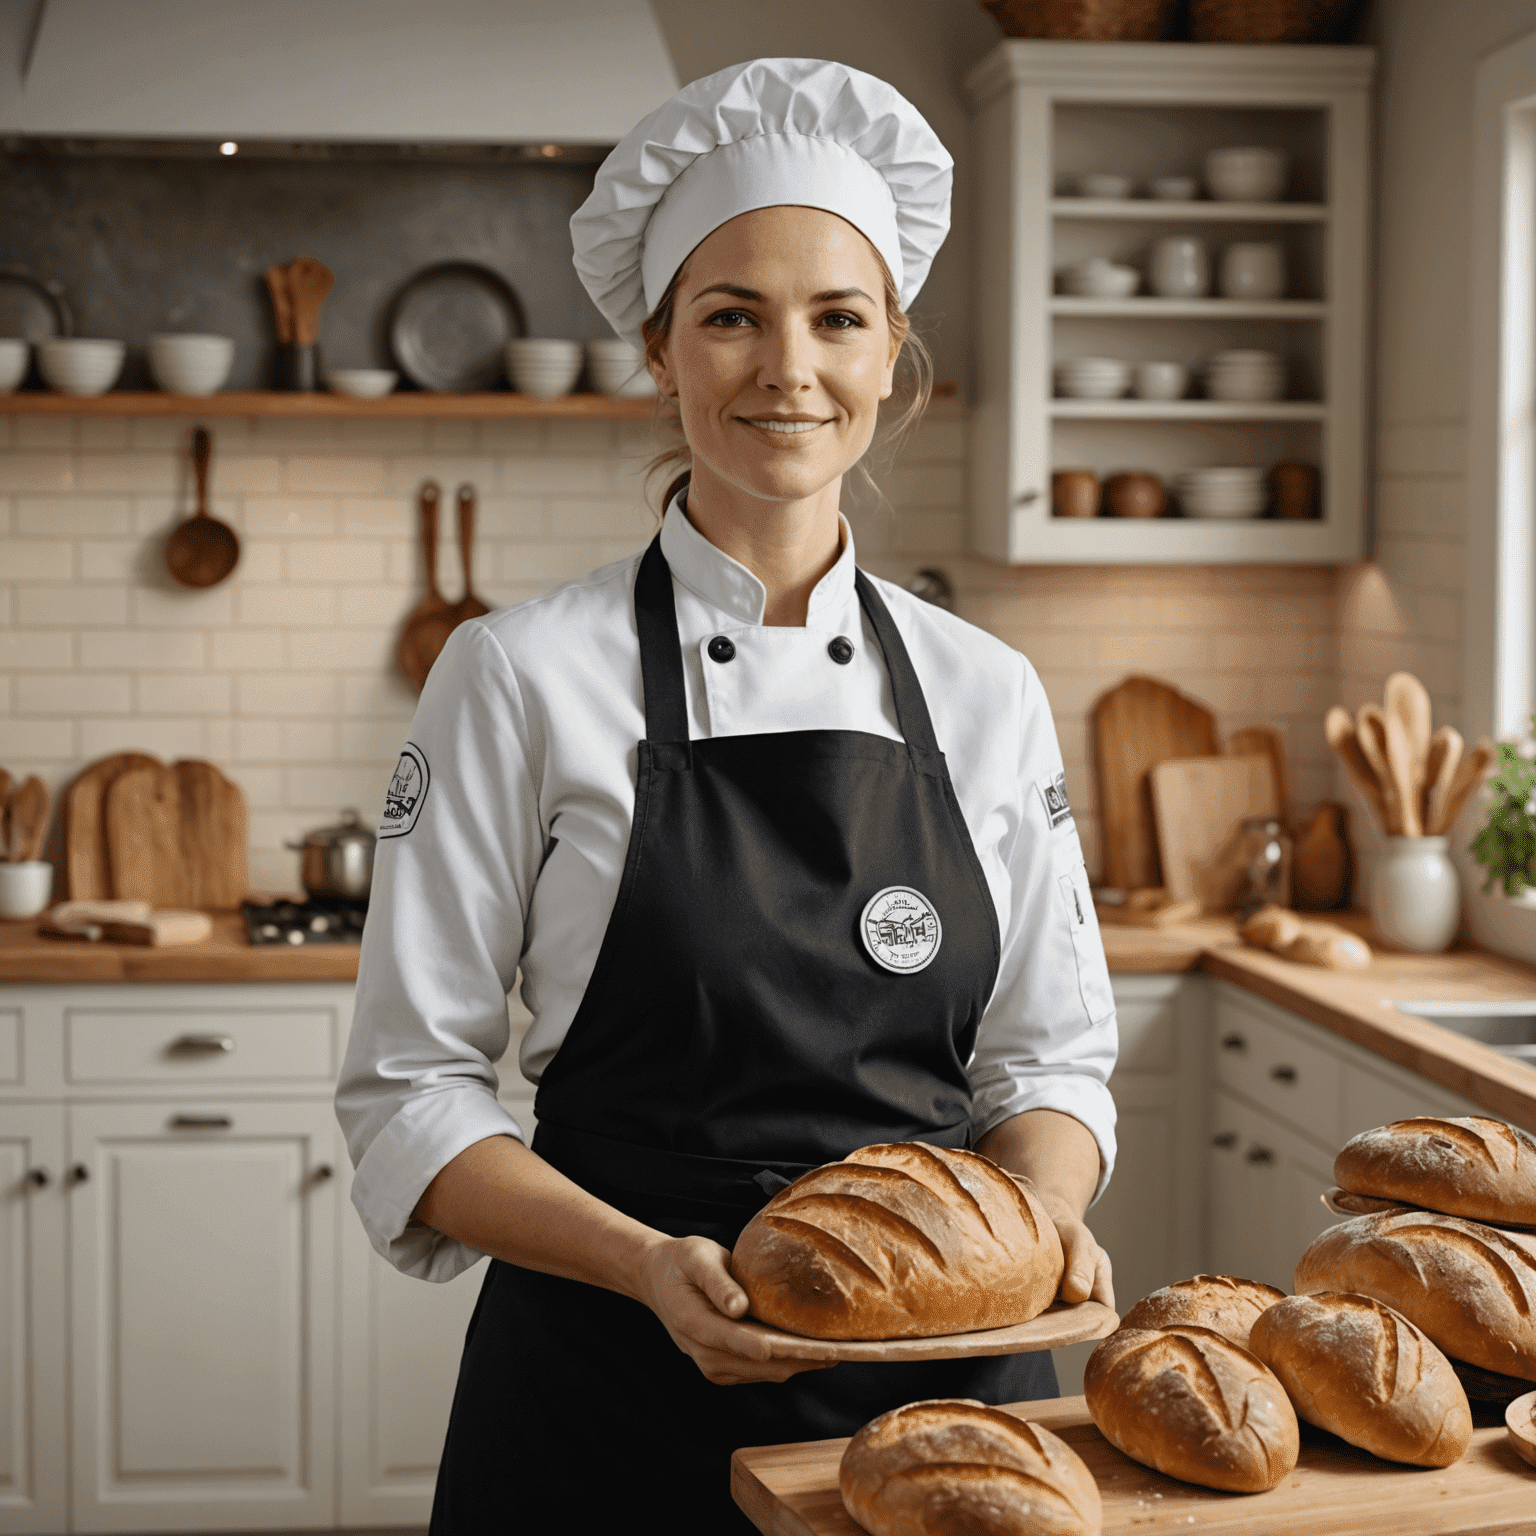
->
[378, 743, 430, 839]
[860, 886, 942, 974]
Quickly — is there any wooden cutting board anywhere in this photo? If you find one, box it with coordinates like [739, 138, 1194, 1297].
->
[1150, 754, 1279, 913]
[730, 1396, 1532, 1536]
[1093, 677, 1218, 890]
[104, 760, 249, 909]
[63, 751, 163, 899]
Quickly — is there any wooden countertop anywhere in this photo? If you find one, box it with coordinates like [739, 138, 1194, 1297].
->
[732, 1395, 1533, 1536]
[0, 911, 359, 983]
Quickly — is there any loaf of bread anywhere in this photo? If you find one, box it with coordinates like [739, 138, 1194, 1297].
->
[1294, 1211, 1536, 1380]
[1248, 1291, 1472, 1466]
[839, 1399, 1101, 1536]
[1334, 1117, 1536, 1226]
[1119, 1275, 1285, 1351]
[731, 1144, 1063, 1340]
[1083, 1326, 1299, 1492]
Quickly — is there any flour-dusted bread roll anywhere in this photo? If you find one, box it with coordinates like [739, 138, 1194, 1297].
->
[1248, 1292, 1472, 1466]
[1119, 1275, 1286, 1351]
[839, 1399, 1102, 1536]
[1294, 1211, 1536, 1380]
[1335, 1117, 1536, 1226]
[730, 1143, 1064, 1340]
[1083, 1326, 1299, 1492]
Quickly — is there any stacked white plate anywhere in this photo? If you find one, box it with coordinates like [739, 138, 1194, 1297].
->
[1205, 349, 1285, 402]
[1055, 356, 1130, 399]
[1175, 466, 1268, 519]
[586, 338, 657, 398]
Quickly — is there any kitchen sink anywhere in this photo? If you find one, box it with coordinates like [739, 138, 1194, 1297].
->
[1389, 1000, 1536, 1063]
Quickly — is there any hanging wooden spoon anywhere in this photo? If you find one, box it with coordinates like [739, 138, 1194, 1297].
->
[165, 427, 241, 588]
[453, 483, 491, 625]
[286, 256, 335, 347]
[1423, 725, 1464, 835]
[1355, 704, 1401, 833]
[1324, 706, 1388, 833]
[398, 482, 458, 691]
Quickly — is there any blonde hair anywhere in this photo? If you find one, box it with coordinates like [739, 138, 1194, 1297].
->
[638, 247, 933, 515]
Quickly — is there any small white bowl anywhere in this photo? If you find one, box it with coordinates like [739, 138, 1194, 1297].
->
[1079, 173, 1133, 199]
[37, 338, 125, 397]
[506, 338, 582, 398]
[148, 333, 234, 396]
[1134, 361, 1188, 400]
[0, 338, 28, 392]
[1150, 176, 1198, 201]
[1056, 357, 1130, 399]
[1205, 146, 1288, 203]
[0, 861, 52, 920]
[1061, 259, 1139, 299]
[325, 368, 398, 400]
[585, 338, 658, 398]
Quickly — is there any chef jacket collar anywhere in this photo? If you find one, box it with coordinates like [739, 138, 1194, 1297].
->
[658, 495, 857, 628]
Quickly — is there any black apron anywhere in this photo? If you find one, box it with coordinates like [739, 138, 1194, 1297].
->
[429, 539, 1057, 1534]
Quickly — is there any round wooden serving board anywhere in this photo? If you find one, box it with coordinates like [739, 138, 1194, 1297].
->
[1507, 1389, 1536, 1468]
[734, 1300, 1118, 1363]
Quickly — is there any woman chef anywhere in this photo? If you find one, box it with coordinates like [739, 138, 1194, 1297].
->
[337, 57, 1119, 1534]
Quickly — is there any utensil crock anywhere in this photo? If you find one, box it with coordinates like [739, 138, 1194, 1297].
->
[1372, 836, 1460, 953]
[0, 861, 53, 920]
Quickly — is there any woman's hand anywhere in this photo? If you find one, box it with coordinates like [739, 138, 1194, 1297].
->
[635, 1234, 838, 1385]
[1032, 1187, 1114, 1308]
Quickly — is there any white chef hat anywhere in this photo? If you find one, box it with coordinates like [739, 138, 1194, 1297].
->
[571, 57, 953, 346]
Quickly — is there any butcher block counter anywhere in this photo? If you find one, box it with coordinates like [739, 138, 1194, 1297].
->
[732, 1395, 1534, 1536]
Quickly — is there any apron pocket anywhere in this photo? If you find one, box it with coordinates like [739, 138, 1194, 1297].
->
[1057, 866, 1115, 1025]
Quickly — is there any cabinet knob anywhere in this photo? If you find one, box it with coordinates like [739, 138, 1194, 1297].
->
[1270, 1064, 1298, 1083]
[70, 1163, 90, 1185]
[171, 1033, 236, 1054]
[1246, 1145, 1276, 1165]
[1221, 1033, 1248, 1052]
[26, 1167, 50, 1189]
[312, 1163, 334, 1183]
[1211, 1131, 1238, 1149]
[1016, 488, 1040, 505]
[169, 1113, 233, 1131]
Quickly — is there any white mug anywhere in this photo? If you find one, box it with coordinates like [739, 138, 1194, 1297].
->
[1219, 243, 1286, 301]
[1133, 361, 1188, 400]
[1150, 236, 1209, 299]
[0, 861, 52, 920]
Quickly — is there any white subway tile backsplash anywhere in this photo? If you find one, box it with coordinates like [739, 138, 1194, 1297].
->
[76, 453, 179, 494]
[237, 672, 341, 718]
[213, 629, 285, 669]
[280, 720, 338, 758]
[79, 540, 142, 581]
[80, 716, 203, 760]
[137, 674, 233, 716]
[2, 717, 74, 756]
[239, 584, 338, 626]
[234, 719, 282, 760]
[0, 455, 77, 493]
[131, 583, 235, 627]
[16, 497, 132, 536]
[18, 672, 131, 715]
[80, 629, 206, 670]
[18, 585, 130, 627]
[244, 497, 339, 536]
[495, 458, 611, 496]
[283, 455, 389, 495]
[4, 539, 74, 580]
[0, 630, 73, 669]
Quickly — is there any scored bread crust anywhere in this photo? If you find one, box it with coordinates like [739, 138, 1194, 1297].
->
[1248, 1291, 1472, 1466]
[1294, 1211, 1536, 1381]
[1119, 1274, 1285, 1351]
[839, 1398, 1102, 1536]
[1335, 1117, 1536, 1226]
[730, 1144, 1064, 1340]
[1083, 1325, 1299, 1492]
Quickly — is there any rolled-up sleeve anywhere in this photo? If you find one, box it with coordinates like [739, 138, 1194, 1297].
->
[336, 620, 545, 1281]
[967, 657, 1119, 1203]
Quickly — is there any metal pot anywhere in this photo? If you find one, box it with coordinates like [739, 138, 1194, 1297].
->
[286, 809, 375, 900]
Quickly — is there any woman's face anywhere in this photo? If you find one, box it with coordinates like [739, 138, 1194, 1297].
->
[650, 205, 900, 507]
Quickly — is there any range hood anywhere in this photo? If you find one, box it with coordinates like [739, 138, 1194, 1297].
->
[0, 0, 679, 143]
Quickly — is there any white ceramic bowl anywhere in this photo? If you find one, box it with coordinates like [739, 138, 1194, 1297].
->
[1079, 173, 1133, 199]
[148, 333, 234, 396]
[1061, 259, 1139, 299]
[37, 338, 125, 397]
[1150, 176, 1198, 201]
[1205, 146, 1288, 203]
[585, 338, 658, 397]
[325, 368, 398, 399]
[1056, 357, 1130, 399]
[0, 338, 28, 392]
[0, 861, 52, 919]
[505, 338, 582, 398]
[1133, 361, 1188, 400]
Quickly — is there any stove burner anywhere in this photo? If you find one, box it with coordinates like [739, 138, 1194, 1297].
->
[243, 896, 368, 946]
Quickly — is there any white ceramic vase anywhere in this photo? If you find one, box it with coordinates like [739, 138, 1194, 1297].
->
[1372, 836, 1461, 953]
[1150, 236, 1209, 299]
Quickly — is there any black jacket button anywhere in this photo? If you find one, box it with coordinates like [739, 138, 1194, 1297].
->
[707, 635, 736, 663]
[828, 635, 855, 665]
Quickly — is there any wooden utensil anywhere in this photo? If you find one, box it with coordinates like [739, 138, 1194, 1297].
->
[1324, 705, 1388, 831]
[1379, 706, 1422, 836]
[165, 427, 240, 588]
[264, 265, 294, 345]
[1149, 753, 1279, 912]
[63, 751, 162, 898]
[285, 256, 334, 348]
[1384, 670, 1433, 788]
[6, 775, 51, 862]
[1439, 736, 1499, 831]
[1291, 801, 1351, 909]
[1507, 1390, 1536, 1469]
[104, 760, 248, 909]
[1092, 676, 1218, 890]
[1355, 704, 1400, 832]
[452, 482, 491, 625]
[398, 482, 459, 691]
[1226, 725, 1288, 824]
[0, 768, 10, 861]
[1424, 724, 1464, 835]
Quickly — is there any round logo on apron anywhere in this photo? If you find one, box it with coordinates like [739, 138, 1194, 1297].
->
[860, 886, 943, 974]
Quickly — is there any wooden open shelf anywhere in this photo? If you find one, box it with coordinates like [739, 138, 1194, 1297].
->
[0, 390, 656, 419]
[1051, 196, 1328, 222]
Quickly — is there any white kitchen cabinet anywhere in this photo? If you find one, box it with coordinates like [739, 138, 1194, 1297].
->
[965, 41, 1373, 564]
[67, 1099, 337, 1533]
[0, 1107, 66, 1536]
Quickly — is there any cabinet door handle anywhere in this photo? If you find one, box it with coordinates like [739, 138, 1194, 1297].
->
[1221, 1033, 1248, 1052]
[169, 1113, 233, 1131]
[171, 1033, 236, 1054]
[1270, 1064, 1298, 1083]
[1211, 1131, 1238, 1149]
[1246, 1145, 1275, 1165]
[26, 1167, 51, 1189]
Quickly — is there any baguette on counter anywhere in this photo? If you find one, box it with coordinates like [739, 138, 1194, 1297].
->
[730, 1143, 1063, 1341]
[40, 899, 213, 946]
[1249, 1291, 1472, 1467]
[1239, 904, 1372, 969]
[839, 1398, 1102, 1536]
[1118, 1274, 1284, 1352]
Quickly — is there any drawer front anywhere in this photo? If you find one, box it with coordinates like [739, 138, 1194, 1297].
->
[65, 1006, 335, 1085]
[1214, 994, 1340, 1148]
[0, 1007, 19, 1085]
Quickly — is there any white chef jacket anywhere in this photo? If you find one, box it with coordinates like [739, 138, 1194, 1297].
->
[337, 500, 1119, 1281]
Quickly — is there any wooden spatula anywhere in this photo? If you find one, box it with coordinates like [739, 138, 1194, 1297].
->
[398, 482, 458, 691]
[1438, 737, 1498, 832]
[453, 483, 492, 625]
[265, 265, 294, 345]
[1384, 671, 1433, 792]
[0, 769, 10, 861]
[1379, 708, 1422, 836]
[1324, 706, 1387, 832]
[1355, 704, 1402, 833]
[1423, 725, 1464, 836]
[285, 256, 334, 347]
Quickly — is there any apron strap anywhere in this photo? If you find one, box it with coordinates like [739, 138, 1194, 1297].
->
[854, 569, 942, 758]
